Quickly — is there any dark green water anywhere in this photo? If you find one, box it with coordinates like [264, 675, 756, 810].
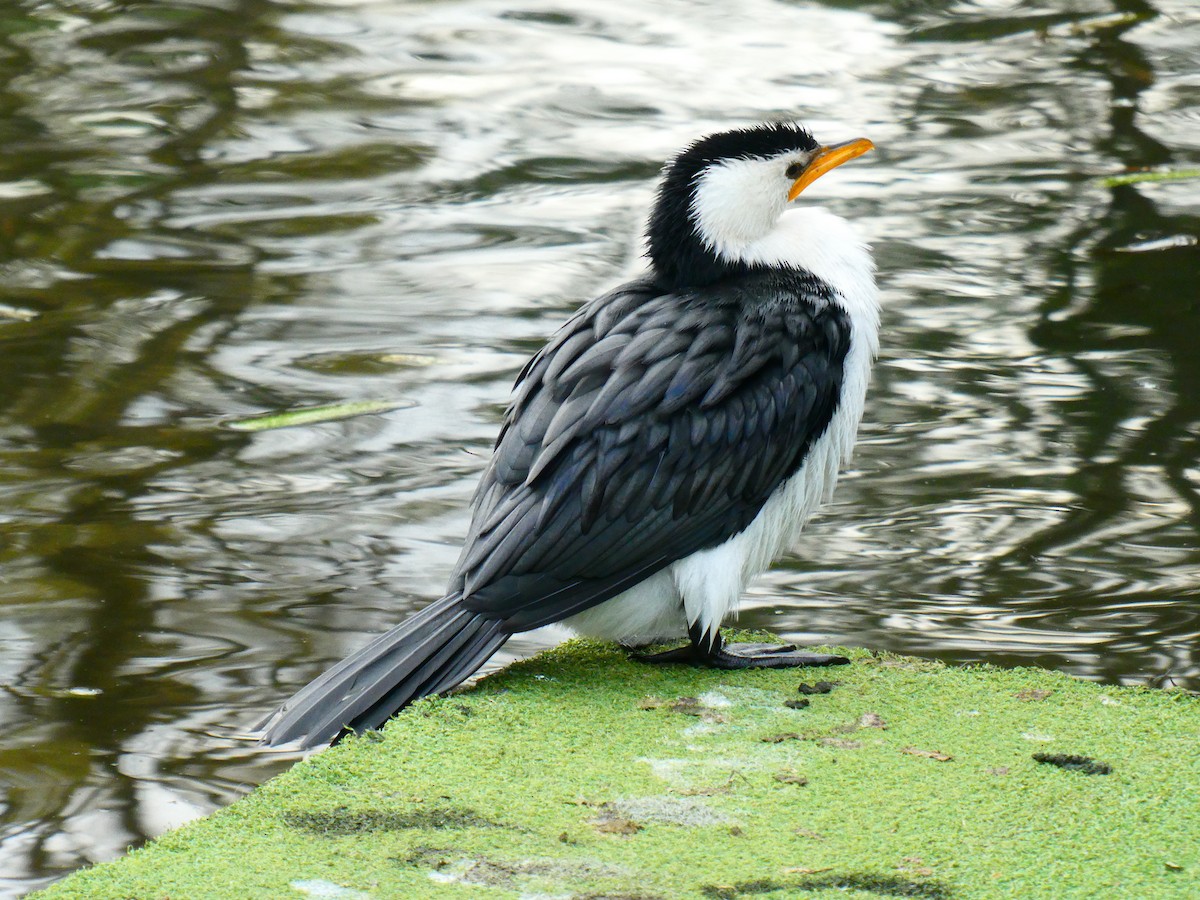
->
[0, 0, 1197, 893]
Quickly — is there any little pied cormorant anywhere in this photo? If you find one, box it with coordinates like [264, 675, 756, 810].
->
[259, 123, 878, 748]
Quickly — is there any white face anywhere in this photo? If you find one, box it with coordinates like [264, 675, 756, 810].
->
[688, 150, 815, 256]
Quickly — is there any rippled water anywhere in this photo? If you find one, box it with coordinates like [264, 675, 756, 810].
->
[1, 0, 1198, 894]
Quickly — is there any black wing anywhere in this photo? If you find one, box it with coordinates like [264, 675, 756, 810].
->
[452, 269, 851, 631]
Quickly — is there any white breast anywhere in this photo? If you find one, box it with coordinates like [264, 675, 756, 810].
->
[566, 207, 879, 645]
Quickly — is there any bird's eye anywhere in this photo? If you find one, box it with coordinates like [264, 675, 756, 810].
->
[785, 162, 805, 180]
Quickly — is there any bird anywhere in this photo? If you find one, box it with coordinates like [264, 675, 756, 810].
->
[259, 122, 878, 748]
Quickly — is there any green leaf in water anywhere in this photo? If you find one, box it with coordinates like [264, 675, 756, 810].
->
[1099, 168, 1200, 188]
[0, 304, 39, 321]
[224, 399, 415, 432]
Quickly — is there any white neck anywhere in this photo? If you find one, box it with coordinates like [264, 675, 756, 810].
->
[763, 207, 877, 342]
[697, 200, 880, 356]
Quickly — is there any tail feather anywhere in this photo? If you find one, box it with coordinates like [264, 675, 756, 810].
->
[258, 594, 508, 748]
[257, 601, 450, 742]
[349, 610, 506, 735]
[422, 620, 509, 697]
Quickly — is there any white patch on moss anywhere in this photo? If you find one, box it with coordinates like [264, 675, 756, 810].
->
[612, 796, 732, 826]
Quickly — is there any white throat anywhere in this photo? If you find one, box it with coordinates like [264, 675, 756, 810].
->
[691, 167, 880, 355]
[752, 207, 880, 352]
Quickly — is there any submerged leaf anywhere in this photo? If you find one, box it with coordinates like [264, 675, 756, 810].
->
[1099, 168, 1200, 187]
[225, 398, 415, 432]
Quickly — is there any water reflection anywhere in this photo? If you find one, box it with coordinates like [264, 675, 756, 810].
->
[0, 0, 1197, 895]
[767, 0, 1200, 689]
[1017, 0, 1200, 685]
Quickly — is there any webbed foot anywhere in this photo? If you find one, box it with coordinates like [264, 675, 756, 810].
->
[634, 625, 850, 670]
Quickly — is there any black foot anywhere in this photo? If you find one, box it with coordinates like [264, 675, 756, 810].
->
[707, 641, 850, 670]
[634, 625, 850, 671]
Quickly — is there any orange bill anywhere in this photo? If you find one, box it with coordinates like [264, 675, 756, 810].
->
[787, 137, 874, 201]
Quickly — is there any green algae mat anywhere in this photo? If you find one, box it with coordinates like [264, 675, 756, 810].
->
[36, 641, 1200, 899]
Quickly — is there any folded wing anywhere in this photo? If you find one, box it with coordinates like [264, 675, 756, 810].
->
[455, 269, 852, 630]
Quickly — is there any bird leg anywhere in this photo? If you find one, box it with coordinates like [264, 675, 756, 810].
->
[635, 621, 850, 670]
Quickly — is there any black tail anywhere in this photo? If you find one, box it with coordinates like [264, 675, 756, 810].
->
[257, 594, 508, 748]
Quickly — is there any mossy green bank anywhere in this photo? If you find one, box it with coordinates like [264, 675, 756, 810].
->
[35, 640, 1200, 899]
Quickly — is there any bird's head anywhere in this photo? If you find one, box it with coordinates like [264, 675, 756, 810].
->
[646, 123, 873, 290]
